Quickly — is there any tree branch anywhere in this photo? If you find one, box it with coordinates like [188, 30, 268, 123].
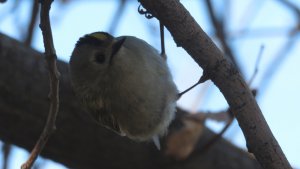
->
[21, 0, 60, 168]
[24, 0, 39, 46]
[108, 0, 127, 34]
[204, 0, 242, 75]
[138, 0, 292, 168]
[1, 143, 11, 169]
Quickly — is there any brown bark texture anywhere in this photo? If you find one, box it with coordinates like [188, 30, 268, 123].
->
[138, 0, 291, 169]
[0, 33, 263, 169]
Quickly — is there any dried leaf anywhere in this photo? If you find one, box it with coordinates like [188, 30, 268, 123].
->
[165, 116, 205, 160]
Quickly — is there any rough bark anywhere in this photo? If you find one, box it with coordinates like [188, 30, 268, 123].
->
[138, 0, 291, 169]
[0, 33, 262, 169]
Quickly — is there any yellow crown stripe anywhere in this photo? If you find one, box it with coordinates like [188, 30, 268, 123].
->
[89, 32, 108, 41]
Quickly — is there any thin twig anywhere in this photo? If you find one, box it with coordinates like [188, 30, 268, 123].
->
[21, 0, 60, 168]
[257, 0, 300, 97]
[248, 45, 264, 86]
[160, 21, 166, 60]
[200, 109, 234, 153]
[1, 143, 11, 169]
[204, 0, 242, 75]
[258, 35, 297, 97]
[24, 0, 39, 46]
[108, 0, 127, 34]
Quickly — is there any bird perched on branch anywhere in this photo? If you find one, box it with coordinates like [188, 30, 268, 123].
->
[69, 32, 178, 147]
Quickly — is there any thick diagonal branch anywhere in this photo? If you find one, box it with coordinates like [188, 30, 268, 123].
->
[138, 0, 291, 169]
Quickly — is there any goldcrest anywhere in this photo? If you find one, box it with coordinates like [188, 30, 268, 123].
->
[69, 32, 178, 142]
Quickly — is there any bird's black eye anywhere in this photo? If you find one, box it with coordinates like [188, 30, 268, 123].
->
[95, 53, 105, 64]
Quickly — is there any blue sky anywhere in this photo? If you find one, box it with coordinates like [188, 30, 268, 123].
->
[0, 0, 300, 168]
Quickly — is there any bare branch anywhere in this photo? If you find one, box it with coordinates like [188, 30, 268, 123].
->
[138, 0, 292, 168]
[258, 36, 297, 96]
[204, 0, 242, 75]
[1, 143, 11, 169]
[21, 0, 60, 168]
[248, 45, 264, 86]
[24, 0, 39, 46]
[108, 0, 127, 34]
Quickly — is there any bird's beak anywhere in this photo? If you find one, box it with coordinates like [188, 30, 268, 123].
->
[111, 37, 126, 59]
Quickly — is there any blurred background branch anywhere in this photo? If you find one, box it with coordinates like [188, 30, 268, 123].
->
[24, 0, 39, 46]
[1, 143, 11, 169]
[204, 0, 242, 75]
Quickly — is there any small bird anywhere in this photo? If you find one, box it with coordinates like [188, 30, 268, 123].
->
[69, 32, 178, 143]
